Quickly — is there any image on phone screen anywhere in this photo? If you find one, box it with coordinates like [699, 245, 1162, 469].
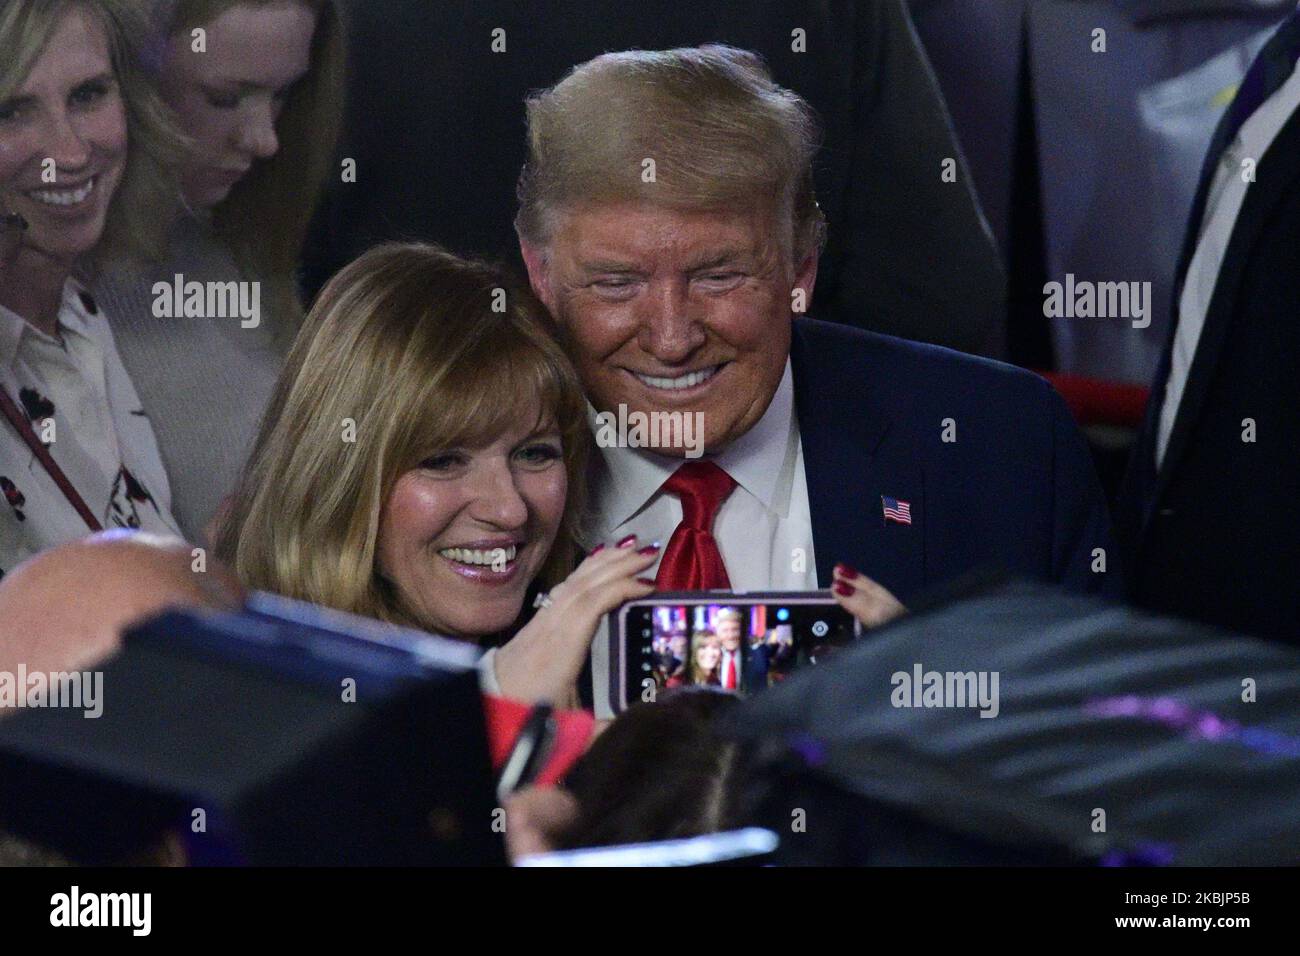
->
[622, 596, 859, 708]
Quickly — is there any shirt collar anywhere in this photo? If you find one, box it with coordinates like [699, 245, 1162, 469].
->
[588, 358, 799, 534]
[57, 277, 97, 339]
[0, 278, 97, 370]
[0, 299, 26, 372]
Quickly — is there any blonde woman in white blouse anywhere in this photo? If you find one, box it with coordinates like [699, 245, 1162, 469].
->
[0, 0, 187, 578]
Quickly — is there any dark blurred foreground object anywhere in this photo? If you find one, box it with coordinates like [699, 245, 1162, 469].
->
[560, 689, 750, 849]
[723, 579, 1300, 865]
[0, 595, 505, 866]
[305, 0, 1006, 357]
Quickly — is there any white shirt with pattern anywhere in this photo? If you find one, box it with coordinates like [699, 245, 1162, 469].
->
[0, 279, 181, 578]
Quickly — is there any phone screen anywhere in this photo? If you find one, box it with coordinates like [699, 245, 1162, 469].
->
[615, 594, 859, 709]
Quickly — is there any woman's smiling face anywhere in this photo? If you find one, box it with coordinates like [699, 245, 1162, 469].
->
[375, 419, 568, 640]
[0, 7, 127, 266]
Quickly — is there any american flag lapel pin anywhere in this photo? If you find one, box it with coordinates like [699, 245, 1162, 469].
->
[881, 495, 912, 526]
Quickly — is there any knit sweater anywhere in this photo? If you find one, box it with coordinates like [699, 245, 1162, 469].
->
[91, 215, 288, 542]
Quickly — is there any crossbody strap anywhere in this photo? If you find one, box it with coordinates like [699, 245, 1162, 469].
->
[0, 383, 103, 532]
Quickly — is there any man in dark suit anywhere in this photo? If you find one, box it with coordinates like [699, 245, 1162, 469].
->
[307, 0, 1006, 357]
[1118, 7, 1300, 644]
[713, 609, 787, 694]
[714, 610, 748, 693]
[511, 46, 1118, 715]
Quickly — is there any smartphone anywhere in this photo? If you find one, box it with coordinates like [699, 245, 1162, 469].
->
[608, 591, 861, 712]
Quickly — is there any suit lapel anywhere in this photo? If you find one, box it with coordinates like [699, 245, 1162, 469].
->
[1170, 12, 1300, 343]
[791, 321, 927, 598]
[1155, 105, 1300, 504]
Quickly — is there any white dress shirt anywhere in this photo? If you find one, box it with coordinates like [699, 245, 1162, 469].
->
[1157, 44, 1300, 467]
[1, 280, 180, 575]
[585, 359, 818, 716]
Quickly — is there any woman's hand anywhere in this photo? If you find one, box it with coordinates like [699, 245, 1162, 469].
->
[832, 562, 906, 629]
[493, 535, 658, 704]
[502, 786, 579, 862]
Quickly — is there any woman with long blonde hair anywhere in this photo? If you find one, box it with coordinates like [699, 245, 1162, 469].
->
[687, 632, 722, 687]
[217, 243, 660, 704]
[92, 0, 346, 541]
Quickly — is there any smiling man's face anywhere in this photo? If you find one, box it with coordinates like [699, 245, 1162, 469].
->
[522, 202, 817, 456]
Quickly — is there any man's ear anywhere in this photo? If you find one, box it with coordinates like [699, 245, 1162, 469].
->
[792, 247, 820, 316]
[519, 238, 557, 315]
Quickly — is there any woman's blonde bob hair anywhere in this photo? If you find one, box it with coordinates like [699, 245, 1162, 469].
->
[215, 242, 590, 633]
[0, 0, 187, 267]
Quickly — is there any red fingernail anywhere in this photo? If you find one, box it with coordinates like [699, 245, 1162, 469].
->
[636, 577, 656, 586]
[617, 534, 637, 548]
[637, 544, 660, 555]
[833, 581, 854, 596]
[590, 543, 606, 554]
[834, 563, 858, 578]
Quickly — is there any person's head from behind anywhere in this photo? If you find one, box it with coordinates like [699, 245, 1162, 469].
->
[560, 688, 750, 848]
[516, 45, 825, 458]
[715, 608, 743, 652]
[216, 242, 590, 642]
[0, 530, 243, 677]
[690, 631, 720, 684]
[0, 0, 183, 277]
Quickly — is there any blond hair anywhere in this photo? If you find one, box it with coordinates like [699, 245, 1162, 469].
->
[516, 44, 825, 263]
[714, 607, 744, 626]
[215, 243, 590, 633]
[158, 0, 346, 338]
[689, 631, 721, 686]
[0, 0, 188, 268]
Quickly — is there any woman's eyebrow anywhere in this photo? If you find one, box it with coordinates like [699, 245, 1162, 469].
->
[73, 71, 114, 88]
[208, 72, 307, 95]
[0, 72, 115, 111]
[0, 93, 36, 111]
[521, 426, 561, 441]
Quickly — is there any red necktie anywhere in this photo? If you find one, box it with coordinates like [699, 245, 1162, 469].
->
[655, 460, 736, 590]
[723, 652, 737, 690]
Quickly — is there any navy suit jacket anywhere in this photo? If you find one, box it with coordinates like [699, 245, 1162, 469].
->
[790, 318, 1120, 601]
[1116, 61, 1300, 643]
[575, 320, 1119, 711]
